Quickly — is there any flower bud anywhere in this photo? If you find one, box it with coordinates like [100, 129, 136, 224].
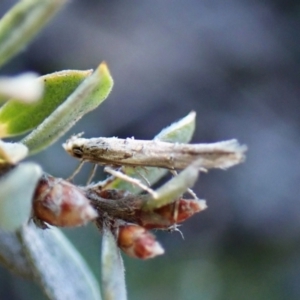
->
[139, 198, 207, 230]
[33, 175, 97, 227]
[117, 224, 164, 259]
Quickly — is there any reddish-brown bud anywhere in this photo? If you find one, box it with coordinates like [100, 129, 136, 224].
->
[33, 175, 98, 227]
[138, 199, 207, 230]
[117, 224, 164, 259]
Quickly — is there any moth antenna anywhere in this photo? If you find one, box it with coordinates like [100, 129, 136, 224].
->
[104, 166, 158, 198]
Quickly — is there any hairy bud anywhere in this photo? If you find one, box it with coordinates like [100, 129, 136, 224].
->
[33, 175, 97, 227]
[117, 224, 164, 259]
[139, 198, 207, 229]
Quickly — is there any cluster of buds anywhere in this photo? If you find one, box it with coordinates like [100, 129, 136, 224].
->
[32, 175, 207, 259]
[87, 187, 207, 259]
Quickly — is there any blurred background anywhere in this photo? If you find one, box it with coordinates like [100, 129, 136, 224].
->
[1, 0, 300, 299]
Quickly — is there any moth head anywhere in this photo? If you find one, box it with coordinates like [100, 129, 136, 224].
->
[63, 135, 85, 159]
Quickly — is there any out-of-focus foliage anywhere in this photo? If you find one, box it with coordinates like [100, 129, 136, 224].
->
[0, 70, 92, 137]
[0, 0, 67, 68]
[0, 163, 41, 231]
[101, 226, 127, 300]
[20, 224, 102, 300]
[0, 1, 113, 299]
[22, 62, 113, 154]
[0, 72, 43, 104]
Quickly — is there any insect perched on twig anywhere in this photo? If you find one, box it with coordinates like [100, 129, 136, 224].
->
[63, 136, 247, 171]
[63, 117, 247, 198]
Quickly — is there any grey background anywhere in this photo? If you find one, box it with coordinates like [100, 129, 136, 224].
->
[0, 1, 300, 299]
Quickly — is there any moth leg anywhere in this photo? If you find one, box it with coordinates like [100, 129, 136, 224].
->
[67, 160, 85, 182]
[104, 166, 158, 198]
[86, 164, 98, 185]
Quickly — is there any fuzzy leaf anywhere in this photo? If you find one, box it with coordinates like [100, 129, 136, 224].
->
[0, 0, 67, 68]
[22, 62, 113, 155]
[143, 159, 202, 210]
[101, 226, 127, 300]
[0, 70, 92, 138]
[20, 223, 102, 300]
[0, 162, 42, 231]
[105, 111, 196, 192]
[0, 229, 32, 278]
[154, 111, 196, 142]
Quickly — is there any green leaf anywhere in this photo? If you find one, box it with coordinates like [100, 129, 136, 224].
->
[20, 223, 102, 300]
[0, 70, 92, 138]
[0, 0, 67, 68]
[142, 158, 202, 210]
[101, 226, 127, 300]
[105, 111, 196, 193]
[0, 162, 42, 231]
[22, 62, 113, 155]
[154, 111, 196, 143]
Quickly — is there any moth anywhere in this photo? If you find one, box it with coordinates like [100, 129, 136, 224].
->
[63, 136, 247, 171]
